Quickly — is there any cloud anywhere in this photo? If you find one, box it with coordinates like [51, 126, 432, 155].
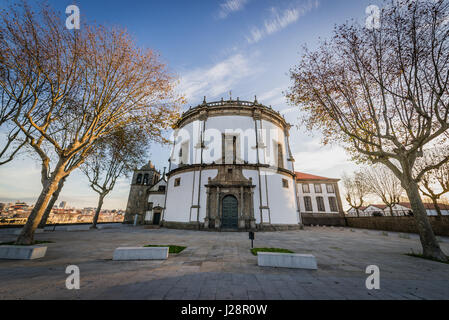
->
[258, 87, 288, 107]
[264, 8, 301, 35]
[218, 0, 249, 19]
[246, 0, 319, 44]
[280, 106, 297, 115]
[179, 53, 261, 103]
[293, 145, 351, 173]
[259, 87, 283, 102]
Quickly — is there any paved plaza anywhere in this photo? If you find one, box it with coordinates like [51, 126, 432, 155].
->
[0, 225, 448, 300]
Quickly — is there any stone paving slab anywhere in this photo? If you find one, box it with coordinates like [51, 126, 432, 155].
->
[0, 225, 448, 300]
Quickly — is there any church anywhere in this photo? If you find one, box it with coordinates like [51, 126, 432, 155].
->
[124, 97, 344, 230]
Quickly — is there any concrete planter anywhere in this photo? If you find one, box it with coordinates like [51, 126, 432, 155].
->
[0, 245, 47, 260]
[113, 247, 169, 261]
[257, 252, 318, 270]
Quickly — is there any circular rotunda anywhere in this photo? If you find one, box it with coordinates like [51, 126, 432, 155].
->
[162, 97, 302, 231]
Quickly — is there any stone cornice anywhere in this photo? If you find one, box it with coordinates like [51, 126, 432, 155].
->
[296, 179, 340, 183]
[174, 99, 291, 130]
[167, 163, 296, 179]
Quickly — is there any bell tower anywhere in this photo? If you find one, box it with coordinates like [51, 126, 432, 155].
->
[124, 161, 160, 224]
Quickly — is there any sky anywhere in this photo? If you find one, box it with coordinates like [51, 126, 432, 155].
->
[0, 0, 383, 210]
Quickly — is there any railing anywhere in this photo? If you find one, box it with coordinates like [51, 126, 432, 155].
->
[181, 99, 284, 117]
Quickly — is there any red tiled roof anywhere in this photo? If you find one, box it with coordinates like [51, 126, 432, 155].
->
[295, 172, 339, 181]
[398, 202, 412, 209]
[422, 203, 449, 210]
[367, 204, 388, 210]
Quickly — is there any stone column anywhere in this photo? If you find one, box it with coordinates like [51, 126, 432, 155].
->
[204, 187, 210, 229]
[239, 186, 245, 229]
[250, 189, 256, 229]
[215, 187, 221, 229]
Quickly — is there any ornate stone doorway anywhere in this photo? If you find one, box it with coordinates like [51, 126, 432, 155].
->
[222, 195, 238, 229]
[204, 165, 256, 230]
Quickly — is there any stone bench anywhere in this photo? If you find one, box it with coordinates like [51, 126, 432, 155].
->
[97, 224, 122, 230]
[0, 245, 47, 260]
[44, 225, 90, 231]
[113, 247, 169, 261]
[66, 225, 90, 231]
[257, 252, 318, 270]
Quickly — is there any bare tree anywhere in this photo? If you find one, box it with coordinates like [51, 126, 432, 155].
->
[342, 171, 369, 217]
[82, 126, 147, 229]
[416, 149, 449, 217]
[287, 0, 449, 260]
[0, 3, 180, 244]
[0, 125, 28, 166]
[361, 165, 403, 216]
[0, 30, 33, 165]
[37, 178, 66, 228]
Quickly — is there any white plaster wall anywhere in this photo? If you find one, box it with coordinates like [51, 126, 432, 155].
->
[296, 182, 340, 214]
[259, 168, 270, 222]
[243, 169, 261, 224]
[266, 173, 298, 224]
[204, 116, 258, 164]
[170, 121, 200, 168]
[170, 115, 293, 168]
[148, 194, 166, 209]
[259, 120, 288, 169]
[198, 169, 219, 222]
[164, 171, 195, 222]
[189, 170, 200, 221]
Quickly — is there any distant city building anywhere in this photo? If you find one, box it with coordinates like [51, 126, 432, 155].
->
[347, 202, 449, 216]
[13, 201, 28, 210]
[59, 201, 67, 209]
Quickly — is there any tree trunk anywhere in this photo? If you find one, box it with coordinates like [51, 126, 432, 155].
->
[432, 198, 443, 217]
[15, 172, 64, 245]
[91, 194, 105, 229]
[38, 178, 66, 228]
[389, 206, 394, 217]
[355, 208, 360, 217]
[403, 178, 447, 261]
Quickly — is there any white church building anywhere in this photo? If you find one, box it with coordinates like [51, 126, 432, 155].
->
[125, 97, 345, 230]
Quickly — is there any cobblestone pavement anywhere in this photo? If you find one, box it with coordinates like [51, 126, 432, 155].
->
[0, 225, 448, 300]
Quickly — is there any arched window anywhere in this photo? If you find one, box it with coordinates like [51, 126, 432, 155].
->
[136, 174, 143, 184]
[143, 174, 149, 185]
[277, 143, 284, 169]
